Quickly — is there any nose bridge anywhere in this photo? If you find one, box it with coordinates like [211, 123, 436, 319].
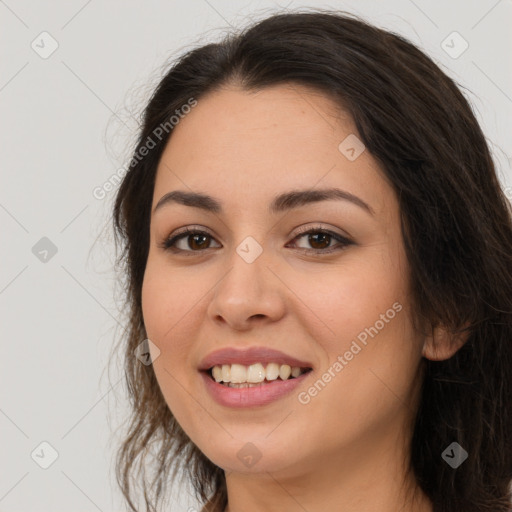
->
[219, 234, 268, 298]
[207, 232, 285, 327]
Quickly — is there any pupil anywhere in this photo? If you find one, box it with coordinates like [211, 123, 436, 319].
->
[190, 234, 209, 250]
[309, 233, 330, 249]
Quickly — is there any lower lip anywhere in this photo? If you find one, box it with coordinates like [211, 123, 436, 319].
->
[200, 370, 312, 408]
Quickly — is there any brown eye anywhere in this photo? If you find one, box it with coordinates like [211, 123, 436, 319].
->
[289, 228, 353, 254]
[160, 226, 353, 256]
[305, 232, 331, 250]
[161, 228, 221, 253]
[186, 233, 211, 250]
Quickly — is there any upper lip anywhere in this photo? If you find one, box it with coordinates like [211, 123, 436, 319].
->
[198, 346, 313, 371]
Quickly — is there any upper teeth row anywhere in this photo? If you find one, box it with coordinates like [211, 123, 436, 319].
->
[211, 363, 304, 383]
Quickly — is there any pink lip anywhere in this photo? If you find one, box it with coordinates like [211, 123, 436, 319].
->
[197, 346, 313, 371]
[200, 370, 312, 407]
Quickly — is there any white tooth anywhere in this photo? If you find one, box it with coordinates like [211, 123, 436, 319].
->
[247, 363, 265, 383]
[265, 363, 280, 381]
[279, 364, 291, 380]
[291, 366, 301, 378]
[230, 364, 247, 383]
[221, 364, 231, 383]
[212, 366, 223, 382]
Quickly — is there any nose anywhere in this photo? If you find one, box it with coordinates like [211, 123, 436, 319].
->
[206, 243, 287, 331]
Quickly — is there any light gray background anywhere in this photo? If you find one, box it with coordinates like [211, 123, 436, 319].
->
[1, 1, 511, 511]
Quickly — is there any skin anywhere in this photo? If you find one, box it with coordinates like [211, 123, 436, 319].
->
[141, 83, 465, 512]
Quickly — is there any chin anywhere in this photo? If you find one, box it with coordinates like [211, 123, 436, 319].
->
[196, 434, 306, 475]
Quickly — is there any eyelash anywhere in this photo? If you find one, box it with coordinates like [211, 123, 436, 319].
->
[159, 225, 354, 256]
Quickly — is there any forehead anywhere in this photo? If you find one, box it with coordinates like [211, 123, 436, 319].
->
[152, 84, 394, 217]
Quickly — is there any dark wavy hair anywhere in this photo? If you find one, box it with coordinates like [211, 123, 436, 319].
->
[111, 9, 512, 512]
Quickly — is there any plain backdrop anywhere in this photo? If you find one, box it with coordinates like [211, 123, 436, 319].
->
[1, 1, 511, 511]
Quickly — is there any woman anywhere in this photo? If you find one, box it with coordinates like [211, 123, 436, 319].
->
[111, 10, 512, 512]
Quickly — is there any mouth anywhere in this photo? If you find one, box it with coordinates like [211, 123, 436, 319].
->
[198, 347, 314, 406]
[203, 363, 313, 388]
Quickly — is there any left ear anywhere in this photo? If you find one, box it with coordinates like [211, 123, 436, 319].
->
[422, 322, 471, 361]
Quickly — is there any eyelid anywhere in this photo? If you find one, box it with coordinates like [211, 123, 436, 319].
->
[292, 223, 352, 239]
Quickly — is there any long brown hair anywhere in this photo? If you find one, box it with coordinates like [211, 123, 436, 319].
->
[111, 9, 512, 512]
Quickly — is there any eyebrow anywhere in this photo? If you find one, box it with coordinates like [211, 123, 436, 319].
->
[153, 187, 375, 216]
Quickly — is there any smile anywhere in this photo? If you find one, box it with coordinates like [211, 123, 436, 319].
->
[209, 362, 311, 387]
[201, 365, 313, 407]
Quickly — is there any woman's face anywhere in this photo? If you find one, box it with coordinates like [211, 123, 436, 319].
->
[141, 84, 425, 476]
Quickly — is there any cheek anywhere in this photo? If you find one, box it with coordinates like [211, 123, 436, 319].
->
[141, 263, 200, 418]
[141, 264, 190, 387]
[141, 268, 168, 342]
[291, 250, 405, 351]
[291, 271, 418, 450]
[141, 258, 197, 342]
